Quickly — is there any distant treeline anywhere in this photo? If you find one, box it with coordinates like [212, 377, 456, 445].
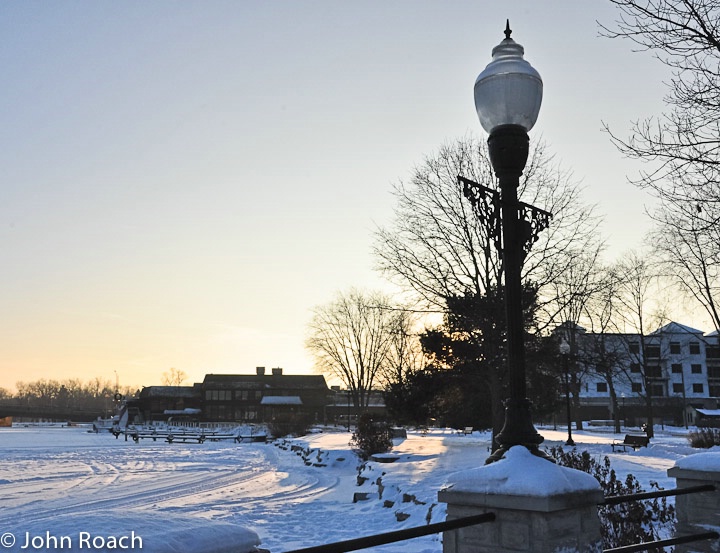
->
[0, 378, 138, 414]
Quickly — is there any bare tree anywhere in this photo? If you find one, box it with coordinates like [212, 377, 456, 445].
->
[306, 289, 403, 412]
[373, 135, 602, 438]
[162, 368, 187, 387]
[602, 0, 720, 208]
[609, 251, 673, 437]
[373, 135, 602, 328]
[653, 199, 720, 332]
[548, 248, 614, 432]
[378, 307, 425, 390]
[602, 1, 720, 335]
[579, 266, 636, 433]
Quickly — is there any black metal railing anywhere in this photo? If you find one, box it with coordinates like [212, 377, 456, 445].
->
[601, 484, 718, 553]
[602, 483, 716, 506]
[604, 531, 720, 553]
[282, 512, 496, 553]
[276, 484, 718, 553]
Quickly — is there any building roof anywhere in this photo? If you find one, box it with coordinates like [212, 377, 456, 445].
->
[261, 396, 303, 405]
[202, 373, 329, 391]
[139, 386, 199, 398]
[649, 322, 705, 336]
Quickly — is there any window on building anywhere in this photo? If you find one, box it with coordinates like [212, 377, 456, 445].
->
[630, 363, 641, 373]
[670, 342, 681, 354]
[710, 384, 720, 397]
[690, 342, 701, 355]
[631, 382, 642, 393]
[707, 345, 720, 359]
[671, 363, 683, 373]
[646, 345, 661, 358]
[629, 342, 640, 354]
[709, 366, 720, 379]
[672, 383, 684, 394]
[693, 383, 704, 394]
[692, 364, 702, 374]
[646, 365, 662, 378]
[651, 384, 664, 397]
[596, 382, 608, 393]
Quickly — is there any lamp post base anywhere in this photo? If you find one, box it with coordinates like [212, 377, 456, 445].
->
[486, 398, 553, 464]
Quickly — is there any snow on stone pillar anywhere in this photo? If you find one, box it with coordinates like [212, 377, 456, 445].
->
[667, 452, 720, 553]
[438, 446, 603, 553]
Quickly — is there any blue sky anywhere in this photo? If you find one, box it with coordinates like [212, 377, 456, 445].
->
[0, 1, 687, 391]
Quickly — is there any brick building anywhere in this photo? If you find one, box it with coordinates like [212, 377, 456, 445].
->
[127, 367, 331, 424]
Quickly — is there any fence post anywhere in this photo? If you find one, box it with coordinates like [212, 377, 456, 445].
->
[438, 446, 603, 553]
[667, 452, 720, 553]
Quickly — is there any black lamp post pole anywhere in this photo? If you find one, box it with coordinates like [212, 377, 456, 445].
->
[485, 125, 546, 463]
[563, 353, 575, 446]
[467, 22, 550, 463]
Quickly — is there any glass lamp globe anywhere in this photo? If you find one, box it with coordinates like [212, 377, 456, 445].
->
[559, 338, 571, 356]
[474, 22, 543, 134]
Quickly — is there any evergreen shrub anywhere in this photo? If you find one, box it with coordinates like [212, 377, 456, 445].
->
[350, 413, 393, 460]
[549, 446, 675, 549]
[266, 413, 312, 438]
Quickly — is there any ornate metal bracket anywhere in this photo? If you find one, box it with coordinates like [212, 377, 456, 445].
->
[459, 175, 552, 259]
[459, 175, 502, 252]
[518, 202, 552, 258]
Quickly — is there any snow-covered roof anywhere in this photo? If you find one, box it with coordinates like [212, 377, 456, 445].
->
[650, 322, 705, 336]
[260, 396, 303, 405]
[163, 408, 202, 415]
[695, 408, 720, 417]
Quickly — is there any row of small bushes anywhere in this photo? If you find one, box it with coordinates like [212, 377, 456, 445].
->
[688, 427, 720, 448]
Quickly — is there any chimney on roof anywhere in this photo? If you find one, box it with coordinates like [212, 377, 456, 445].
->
[256, 367, 266, 376]
[272, 367, 283, 376]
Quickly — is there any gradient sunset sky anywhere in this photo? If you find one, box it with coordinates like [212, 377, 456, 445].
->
[0, 1, 699, 392]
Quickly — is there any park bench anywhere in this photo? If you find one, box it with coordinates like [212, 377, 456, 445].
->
[457, 427, 473, 436]
[611, 433, 650, 452]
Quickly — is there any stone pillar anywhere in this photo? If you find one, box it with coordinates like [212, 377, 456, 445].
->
[667, 451, 720, 553]
[438, 446, 603, 553]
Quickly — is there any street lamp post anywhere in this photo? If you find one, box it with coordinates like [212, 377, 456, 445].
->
[470, 21, 549, 463]
[560, 338, 575, 446]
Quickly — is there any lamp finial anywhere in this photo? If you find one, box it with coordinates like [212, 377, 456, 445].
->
[504, 20, 512, 40]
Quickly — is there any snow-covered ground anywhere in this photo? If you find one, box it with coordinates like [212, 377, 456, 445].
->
[0, 424, 706, 552]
